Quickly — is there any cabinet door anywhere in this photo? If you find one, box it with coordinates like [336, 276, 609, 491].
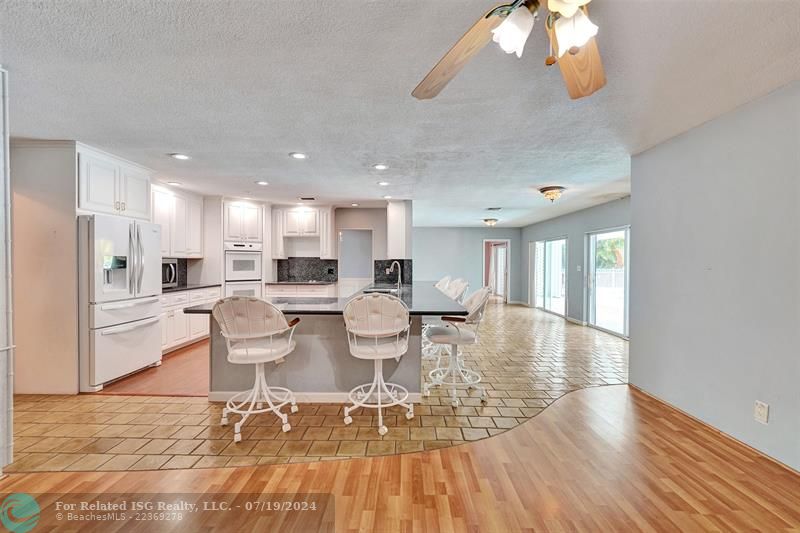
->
[189, 313, 208, 340]
[272, 209, 286, 259]
[301, 209, 319, 236]
[119, 166, 151, 219]
[186, 196, 203, 257]
[151, 188, 173, 256]
[168, 308, 189, 346]
[171, 194, 188, 257]
[224, 203, 243, 241]
[78, 151, 119, 215]
[242, 205, 262, 241]
[284, 210, 301, 236]
[318, 209, 331, 258]
[160, 313, 169, 350]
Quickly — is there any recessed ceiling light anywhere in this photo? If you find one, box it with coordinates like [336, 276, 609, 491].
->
[255, 181, 269, 186]
[351, 203, 359, 207]
[377, 181, 390, 187]
[169, 153, 190, 160]
[289, 152, 307, 160]
[167, 181, 181, 186]
[373, 164, 388, 170]
[383, 195, 392, 200]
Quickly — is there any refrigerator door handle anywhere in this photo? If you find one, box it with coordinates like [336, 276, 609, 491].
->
[136, 224, 145, 294]
[100, 316, 160, 336]
[128, 223, 136, 295]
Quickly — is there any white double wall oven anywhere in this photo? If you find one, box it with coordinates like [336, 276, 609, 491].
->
[224, 241, 263, 297]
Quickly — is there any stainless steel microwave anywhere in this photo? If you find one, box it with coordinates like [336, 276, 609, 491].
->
[162, 258, 178, 289]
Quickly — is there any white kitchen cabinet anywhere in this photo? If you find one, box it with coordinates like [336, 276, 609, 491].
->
[186, 196, 203, 257]
[283, 208, 318, 237]
[170, 194, 188, 256]
[152, 188, 172, 256]
[272, 208, 286, 259]
[160, 313, 169, 350]
[225, 201, 262, 242]
[319, 207, 334, 259]
[166, 307, 189, 347]
[78, 147, 151, 220]
[152, 186, 204, 258]
[160, 287, 220, 353]
[189, 313, 208, 339]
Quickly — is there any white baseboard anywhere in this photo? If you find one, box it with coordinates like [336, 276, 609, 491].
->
[566, 316, 588, 326]
[208, 391, 423, 403]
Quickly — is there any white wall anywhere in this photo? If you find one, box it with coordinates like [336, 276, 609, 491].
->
[413, 227, 524, 302]
[630, 81, 800, 470]
[335, 208, 387, 260]
[520, 197, 630, 322]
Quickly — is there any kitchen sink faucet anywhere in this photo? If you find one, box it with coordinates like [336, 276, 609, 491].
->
[386, 261, 402, 293]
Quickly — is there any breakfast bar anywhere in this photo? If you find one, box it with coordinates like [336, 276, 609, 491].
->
[184, 283, 467, 402]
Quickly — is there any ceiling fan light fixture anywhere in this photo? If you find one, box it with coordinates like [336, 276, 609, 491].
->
[553, 8, 598, 58]
[539, 186, 566, 202]
[491, 5, 536, 58]
[483, 218, 499, 227]
[548, 0, 591, 18]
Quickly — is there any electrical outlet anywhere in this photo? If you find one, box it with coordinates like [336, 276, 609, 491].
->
[754, 400, 769, 425]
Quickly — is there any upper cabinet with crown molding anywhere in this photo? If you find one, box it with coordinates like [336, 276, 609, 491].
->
[77, 145, 151, 220]
[284, 208, 318, 237]
[152, 185, 204, 258]
[224, 201, 262, 242]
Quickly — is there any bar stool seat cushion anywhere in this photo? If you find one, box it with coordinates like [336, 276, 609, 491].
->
[227, 339, 296, 364]
[348, 335, 409, 360]
[426, 325, 476, 345]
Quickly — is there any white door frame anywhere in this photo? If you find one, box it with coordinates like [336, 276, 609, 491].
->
[527, 236, 569, 318]
[482, 239, 511, 303]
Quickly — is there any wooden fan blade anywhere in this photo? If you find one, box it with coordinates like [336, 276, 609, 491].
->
[412, 8, 505, 100]
[557, 37, 606, 99]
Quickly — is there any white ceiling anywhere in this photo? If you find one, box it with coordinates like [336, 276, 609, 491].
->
[1, 1, 798, 227]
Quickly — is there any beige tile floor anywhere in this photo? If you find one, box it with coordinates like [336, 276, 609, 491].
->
[8, 303, 628, 472]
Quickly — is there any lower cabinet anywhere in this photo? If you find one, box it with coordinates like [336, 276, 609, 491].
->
[160, 286, 221, 354]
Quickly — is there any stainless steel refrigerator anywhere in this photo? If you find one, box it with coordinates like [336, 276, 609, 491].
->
[78, 214, 162, 392]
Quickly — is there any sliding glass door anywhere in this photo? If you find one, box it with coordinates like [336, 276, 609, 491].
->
[531, 238, 567, 316]
[588, 228, 629, 336]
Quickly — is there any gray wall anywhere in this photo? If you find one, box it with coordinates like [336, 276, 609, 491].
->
[520, 197, 630, 322]
[413, 227, 524, 302]
[630, 81, 800, 470]
[335, 208, 387, 260]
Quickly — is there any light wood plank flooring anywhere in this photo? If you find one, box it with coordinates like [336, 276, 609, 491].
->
[1, 385, 798, 531]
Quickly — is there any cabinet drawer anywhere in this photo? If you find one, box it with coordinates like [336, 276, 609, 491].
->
[204, 287, 221, 300]
[266, 285, 297, 295]
[190, 289, 207, 302]
[299, 285, 329, 296]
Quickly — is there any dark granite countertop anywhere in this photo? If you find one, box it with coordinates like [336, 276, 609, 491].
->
[265, 281, 337, 285]
[184, 282, 466, 316]
[162, 283, 222, 294]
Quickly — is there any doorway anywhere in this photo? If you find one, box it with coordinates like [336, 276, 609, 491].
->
[587, 228, 629, 337]
[530, 238, 567, 316]
[483, 240, 510, 303]
[338, 229, 373, 297]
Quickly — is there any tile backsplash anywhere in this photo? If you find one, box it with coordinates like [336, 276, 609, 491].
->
[374, 259, 412, 285]
[277, 257, 338, 282]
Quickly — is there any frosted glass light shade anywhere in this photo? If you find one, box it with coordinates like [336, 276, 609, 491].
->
[553, 8, 598, 57]
[491, 7, 535, 58]
[548, 0, 591, 18]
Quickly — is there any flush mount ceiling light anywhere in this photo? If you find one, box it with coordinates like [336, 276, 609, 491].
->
[169, 153, 190, 160]
[289, 152, 307, 160]
[373, 164, 388, 170]
[491, 3, 536, 58]
[255, 181, 269, 186]
[377, 181, 390, 187]
[539, 186, 566, 202]
[483, 218, 499, 226]
[167, 181, 181, 186]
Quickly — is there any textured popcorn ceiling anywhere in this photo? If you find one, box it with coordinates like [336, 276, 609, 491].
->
[1, 1, 798, 226]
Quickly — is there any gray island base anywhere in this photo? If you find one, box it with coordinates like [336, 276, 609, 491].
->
[184, 283, 467, 403]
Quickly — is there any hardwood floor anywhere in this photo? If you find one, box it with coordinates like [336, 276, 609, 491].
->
[2, 385, 798, 531]
[99, 341, 209, 396]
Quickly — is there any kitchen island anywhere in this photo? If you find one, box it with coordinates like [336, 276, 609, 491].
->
[184, 283, 466, 402]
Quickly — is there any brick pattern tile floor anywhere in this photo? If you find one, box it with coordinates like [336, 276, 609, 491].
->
[8, 303, 628, 472]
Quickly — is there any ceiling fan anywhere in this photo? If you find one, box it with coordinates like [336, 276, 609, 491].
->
[411, 0, 606, 100]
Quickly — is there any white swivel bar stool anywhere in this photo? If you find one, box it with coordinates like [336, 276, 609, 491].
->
[342, 293, 415, 435]
[424, 287, 491, 407]
[422, 278, 469, 361]
[434, 275, 452, 292]
[212, 297, 300, 442]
